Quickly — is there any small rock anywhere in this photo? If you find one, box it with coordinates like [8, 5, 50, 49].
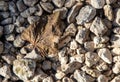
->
[106, 0, 117, 4]
[75, 27, 89, 44]
[23, 0, 38, 6]
[74, 70, 94, 82]
[43, 76, 53, 82]
[62, 77, 73, 82]
[42, 60, 52, 70]
[111, 34, 120, 47]
[5, 34, 15, 41]
[27, 16, 40, 24]
[97, 75, 108, 82]
[40, 2, 54, 13]
[112, 62, 120, 74]
[15, 16, 25, 26]
[84, 41, 95, 52]
[55, 71, 65, 80]
[16, 0, 27, 12]
[111, 75, 120, 82]
[113, 56, 120, 62]
[114, 8, 120, 26]
[16, 26, 25, 33]
[0, 41, 4, 54]
[0, 12, 9, 18]
[1, 18, 13, 25]
[113, 27, 120, 34]
[90, 17, 108, 36]
[70, 40, 78, 50]
[91, 0, 105, 9]
[0, 26, 3, 37]
[103, 19, 112, 29]
[9, 1, 17, 13]
[13, 59, 36, 81]
[67, 3, 83, 23]
[59, 56, 68, 65]
[13, 35, 25, 47]
[96, 61, 108, 71]
[76, 5, 96, 25]
[112, 48, 120, 56]
[65, 0, 76, 8]
[93, 36, 109, 44]
[0, 65, 11, 78]
[104, 5, 114, 21]
[4, 24, 14, 34]
[0, 1, 8, 11]
[85, 52, 100, 67]
[34, 4, 43, 16]
[98, 48, 112, 64]
[20, 47, 27, 55]
[52, 0, 65, 8]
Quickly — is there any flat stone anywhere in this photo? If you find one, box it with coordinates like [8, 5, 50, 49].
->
[67, 3, 83, 23]
[23, 0, 38, 6]
[52, 0, 65, 8]
[1, 18, 13, 25]
[90, 17, 108, 36]
[17, 0, 27, 12]
[65, 0, 76, 8]
[4, 24, 14, 34]
[91, 0, 105, 9]
[76, 5, 96, 25]
[98, 48, 112, 64]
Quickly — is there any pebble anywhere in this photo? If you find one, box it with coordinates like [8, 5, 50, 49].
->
[114, 8, 120, 26]
[65, 0, 76, 8]
[96, 62, 108, 71]
[55, 71, 65, 80]
[62, 77, 73, 82]
[103, 19, 112, 29]
[0, 12, 9, 18]
[16, 0, 27, 12]
[91, 0, 105, 9]
[0, 41, 4, 54]
[113, 27, 120, 34]
[43, 76, 53, 82]
[9, 1, 17, 13]
[106, 0, 117, 4]
[13, 59, 36, 81]
[0, 1, 8, 11]
[4, 24, 14, 34]
[113, 56, 120, 62]
[76, 5, 96, 25]
[15, 16, 25, 26]
[5, 34, 15, 41]
[16, 26, 25, 33]
[0, 26, 3, 37]
[75, 27, 89, 44]
[1, 18, 13, 25]
[13, 35, 25, 47]
[84, 41, 95, 52]
[111, 34, 120, 47]
[40, 2, 54, 13]
[59, 56, 68, 65]
[70, 40, 78, 50]
[67, 3, 83, 23]
[52, 0, 65, 8]
[97, 75, 108, 82]
[104, 5, 114, 21]
[74, 70, 94, 82]
[111, 75, 120, 82]
[42, 60, 52, 70]
[93, 36, 109, 44]
[85, 52, 100, 67]
[98, 48, 112, 64]
[34, 4, 43, 16]
[112, 48, 120, 56]
[90, 17, 108, 36]
[23, 0, 38, 6]
[27, 16, 40, 24]
[112, 62, 120, 74]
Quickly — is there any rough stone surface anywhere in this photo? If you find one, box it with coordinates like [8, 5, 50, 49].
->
[91, 0, 105, 9]
[52, 0, 65, 8]
[97, 75, 108, 82]
[70, 40, 78, 50]
[111, 34, 120, 47]
[43, 76, 53, 82]
[111, 75, 120, 82]
[23, 0, 38, 6]
[65, 0, 76, 8]
[17, 0, 27, 12]
[1, 18, 13, 25]
[42, 60, 52, 70]
[4, 24, 14, 34]
[27, 16, 40, 24]
[0, 1, 8, 11]
[112, 62, 120, 74]
[9, 1, 17, 13]
[76, 5, 96, 25]
[84, 41, 95, 52]
[5, 34, 15, 41]
[114, 8, 120, 26]
[55, 71, 65, 80]
[0, 41, 4, 54]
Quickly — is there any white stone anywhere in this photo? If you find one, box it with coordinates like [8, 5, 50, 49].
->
[70, 40, 78, 50]
[55, 71, 65, 80]
[112, 48, 120, 56]
[114, 8, 120, 26]
[52, 0, 65, 8]
[62, 77, 73, 82]
[112, 62, 120, 74]
[65, 0, 76, 8]
[111, 75, 120, 82]
[97, 75, 108, 82]
[91, 0, 105, 9]
[43, 76, 53, 82]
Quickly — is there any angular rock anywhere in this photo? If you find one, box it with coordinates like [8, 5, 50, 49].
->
[15, 16, 25, 26]
[43, 76, 53, 82]
[16, 26, 25, 33]
[98, 48, 112, 64]
[112, 48, 120, 56]
[9, 1, 17, 13]
[112, 62, 120, 74]
[114, 8, 120, 26]
[90, 17, 108, 36]
[42, 60, 52, 70]
[70, 40, 78, 50]
[96, 62, 108, 71]
[17, 0, 27, 12]
[97, 75, 108, 82]
[84, 41, 95, 52]
[5, 34, 15, 41]
[0, 1, 8, 11]
[52, 0, 65, 8]
[27, 16, 40, 24]
[55, 71, 65, 80]
[34, 4, 43, 16]
[111, 75, 120, 82]
[76, 5, 96, 25]
[4, 24, 14, 34]
[13, 59, 36, 81]
[111, 34, 120, 47]
[23, 0, 38, 6]
[65, 0, 76, 8]
[113, 56, 120, 62]
[1, 18, 13, 25]
[91, 0, 105, 9]
[67, 3, 83, 23]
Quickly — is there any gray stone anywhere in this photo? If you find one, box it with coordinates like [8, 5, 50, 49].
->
[106, 0, 117, 4]
[23, 0, 38, 6]
[40, 2, 54, 13]
[67, 3, 83, 23]
[9, 1, 17, 13]
[17, 0, 27, 12]
[34, 4, 43, 16]
[52, 0, 65, 8]
[1, 18, 13, 25]
[111, 34, 120, 47]
[91, 0, 105, 9]
[90, 17, 108, 36]
[76, 5, 96, 25]
[15, 16, 25, 26]
[0, 12, 9, 18]
[0, 1, 8, 11]
[5, 34, 15, 41]
[27, 16, 40, 24]
[0, 41, 3, 54]
[42, 60, 52, 70]
[65, 0, 76, 8]
[16, 26, 25, 33]
[4, 24, 14, 34]
[0, 26, 3, 37]
[84, 41, 95, 52]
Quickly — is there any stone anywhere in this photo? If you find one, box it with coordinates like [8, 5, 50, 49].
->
[104, 5, 114, 21]
[0, 41, 4, 54]
[76, 5, 96, 25]
[112, 48, 120, 56]
[55, 71, 65, 80]
[103, 19, 112, 29]
[5, 34, 15, 41]
[67, 3, 83, 23]
[23, 0, 38, 6]
[97, 75, 108, 82]
[113, 56, 120, 62]
[13, 59, 36, 81]
[0, 26, 3, 37]
[84, 41, 95, 52]
[74, 70, 94, 82]
[62, 77, 73, 82]
[2, 54, 15, 65]
[59, 56, 68, 65]
[17, 0, 27, 12]
[96, 61, 108, 71]
[98, 48, 112, 64]
[85, 52, 100, 67]
[1, 18, 13, 25]
[4, 24, 14, 34]
[34, 4, 43, 16]
[65, 0, 76, 8]
[9, 1, 17, 13]
[52, 0, 65, 8]
[15, 16, 25, 26]
[91, 0, 105, 9]
[16, 27, 25, 33]
[27, 16, 40, 24]
[43, 76, 53, 82]
[42, 60, 52, 70]
[106, 0, 117, 4]
[112, 62, 120, 74]
[114, 8, 120, 26]
[40, 2, 54, 13]
[111, 34, 120, 47]
[75, 27, 89, 44]
[0, 1, 8, 11]
[65, 23, 77, 36]
[113, 27, 120, 34]
[0, 12, 9, 18]
[90, 17, 108, 36]
[111, 75, 120, 82]
[70, 40, 78, 50]
[24, 49, 43, 60]
[13, 35, 25, 47]
[93, 36, 109, 44]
